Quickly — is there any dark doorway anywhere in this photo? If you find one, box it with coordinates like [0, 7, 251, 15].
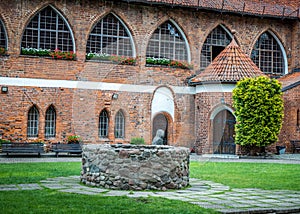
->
[152, 113, 168, 145]
[213, 110, 236, 154]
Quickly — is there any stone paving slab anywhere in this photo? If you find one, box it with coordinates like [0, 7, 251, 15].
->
[1, 176, 300, 214]
[18, 183, 43, 190]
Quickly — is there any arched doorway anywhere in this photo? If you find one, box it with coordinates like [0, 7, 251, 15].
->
[213, 110, 236, 154]
[152, 113, 168, 145]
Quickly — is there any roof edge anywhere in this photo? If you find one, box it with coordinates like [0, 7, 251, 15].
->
[282, 81, 300, 92]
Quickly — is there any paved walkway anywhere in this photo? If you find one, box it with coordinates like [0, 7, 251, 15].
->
[1, 153, 300, 214]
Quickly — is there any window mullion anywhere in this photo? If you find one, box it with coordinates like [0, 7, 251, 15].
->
[38, 13, 41, 48]
[55, 13, 58, 50]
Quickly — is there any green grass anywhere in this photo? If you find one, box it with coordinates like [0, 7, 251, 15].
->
[0, 162, 81, 184]
[0, 161, 299, 213]
[190, 161, 300, 191]
[0, 190, 216, 214]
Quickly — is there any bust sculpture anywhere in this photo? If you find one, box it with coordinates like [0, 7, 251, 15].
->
[152, 129, 165, 145]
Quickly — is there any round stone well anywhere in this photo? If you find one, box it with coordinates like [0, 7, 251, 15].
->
[80, 144, 190, 190]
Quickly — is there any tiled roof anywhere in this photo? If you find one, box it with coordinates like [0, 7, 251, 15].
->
[190, 38, 264, 84]
[279, 71, 300, 91]
[124, 0, 300, 19]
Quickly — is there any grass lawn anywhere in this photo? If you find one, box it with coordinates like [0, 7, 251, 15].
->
[0, 161, 299, 213]
[190, 161, 300, 191]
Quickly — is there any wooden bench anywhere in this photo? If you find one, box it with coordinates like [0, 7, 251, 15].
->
[51, 143, 82, 157]
[290, 140, 300, 153]
[1, 143, 45, 157]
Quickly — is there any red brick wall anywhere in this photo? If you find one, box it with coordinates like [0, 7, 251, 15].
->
[278, 85, 300, 153]
[0, 0, 298, 152]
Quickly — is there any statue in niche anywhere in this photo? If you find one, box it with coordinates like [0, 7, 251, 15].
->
[152, 129, 165, 145]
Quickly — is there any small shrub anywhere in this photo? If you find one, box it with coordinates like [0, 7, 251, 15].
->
[67, 135, 81, 144]
[130, 137, 145, 145]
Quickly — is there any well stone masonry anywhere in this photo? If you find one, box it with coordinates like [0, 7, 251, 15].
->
[80, 144, 190, 190]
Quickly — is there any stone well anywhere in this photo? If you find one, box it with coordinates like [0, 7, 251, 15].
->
[80, 144, 190, 190]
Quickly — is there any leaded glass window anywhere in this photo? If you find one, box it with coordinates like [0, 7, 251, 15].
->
[115, 110, 125, 138]
[21, 6, 74, 52]
[86, 13, 133, 57]
[99, 110, 109, 138]
[45, 105, 56, 138]
[0, 19, 7, 50]
[200, 26, 232, 71]
[27, 106, 39, 138]
[146, 21, 188, 61]
[251, 32, 284, 77]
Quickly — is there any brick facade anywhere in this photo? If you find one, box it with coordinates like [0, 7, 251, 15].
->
[0, 0, 299, 154]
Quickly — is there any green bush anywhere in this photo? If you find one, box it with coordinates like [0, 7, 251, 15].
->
[130, 137, 145, 145]
[233, 76, 284, 147]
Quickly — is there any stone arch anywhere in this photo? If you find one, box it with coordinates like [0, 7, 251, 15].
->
[209, 105, 236, 154]
[151, 86, 175, 144]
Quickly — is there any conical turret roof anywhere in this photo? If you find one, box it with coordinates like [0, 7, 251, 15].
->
[190, 38, 264, 84]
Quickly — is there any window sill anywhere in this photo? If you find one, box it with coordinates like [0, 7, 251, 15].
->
[145, 63, 191, 70]
[20, 54, 77, 61]
[85, 59, 136, 66]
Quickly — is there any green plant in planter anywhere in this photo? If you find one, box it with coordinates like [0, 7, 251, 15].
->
[67, 135, 81, 144]
[146, 57, 192, 69]
[130, 137, 145, 145]
[0, 139, 10, 145]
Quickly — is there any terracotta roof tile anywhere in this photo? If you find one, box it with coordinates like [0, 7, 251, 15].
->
[279, 71, 300, 88]
[190, 38, 264, 84]
[127, 0, 300, 19]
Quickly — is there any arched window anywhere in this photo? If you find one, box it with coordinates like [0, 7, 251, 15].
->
[146, 20, 189, 61]
[86, 13, 134, 58]
[114, 110, 125, 138]
[99, 109, 109, 138]
[0, 19, 7, 51]
[251, 31, 285, 77]
[21, 5, 75, 52]
[45, 105, 56, 138]
[27, 105, 39, 137]
[200, 25, 232, 71]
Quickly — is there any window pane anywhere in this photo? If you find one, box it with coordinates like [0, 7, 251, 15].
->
[251, 32, 284, 77]
[45, 106, 56, 138]
[0, 20, 7, 48]
[86, 13, 133, 57]
[21, 6, 74, 52]
[99, 110, 109, 138]
[27, 106, 39, 137]
[200, 26, 231, 71]
[115, 111, 124, 138]
[146, 21, 188, 61]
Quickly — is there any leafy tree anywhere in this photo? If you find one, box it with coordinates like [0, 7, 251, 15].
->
[233, 76, 284, 148]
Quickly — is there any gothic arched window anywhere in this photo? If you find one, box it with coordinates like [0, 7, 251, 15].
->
[146, 20, 189, 62]
[27, 105, 39, 138]
[21, 5, 75, 52]
[0, 19, 7, 52]
[86, 13, 134, 59]
[251, 31, 285, 77]
[115, 110, 125, 138]
[200, 25, 232, 71]
[99, 109, 109, 138]
[45, 105, 56, 138]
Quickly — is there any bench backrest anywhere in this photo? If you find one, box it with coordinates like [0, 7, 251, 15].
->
[52, 143, 82, 150]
